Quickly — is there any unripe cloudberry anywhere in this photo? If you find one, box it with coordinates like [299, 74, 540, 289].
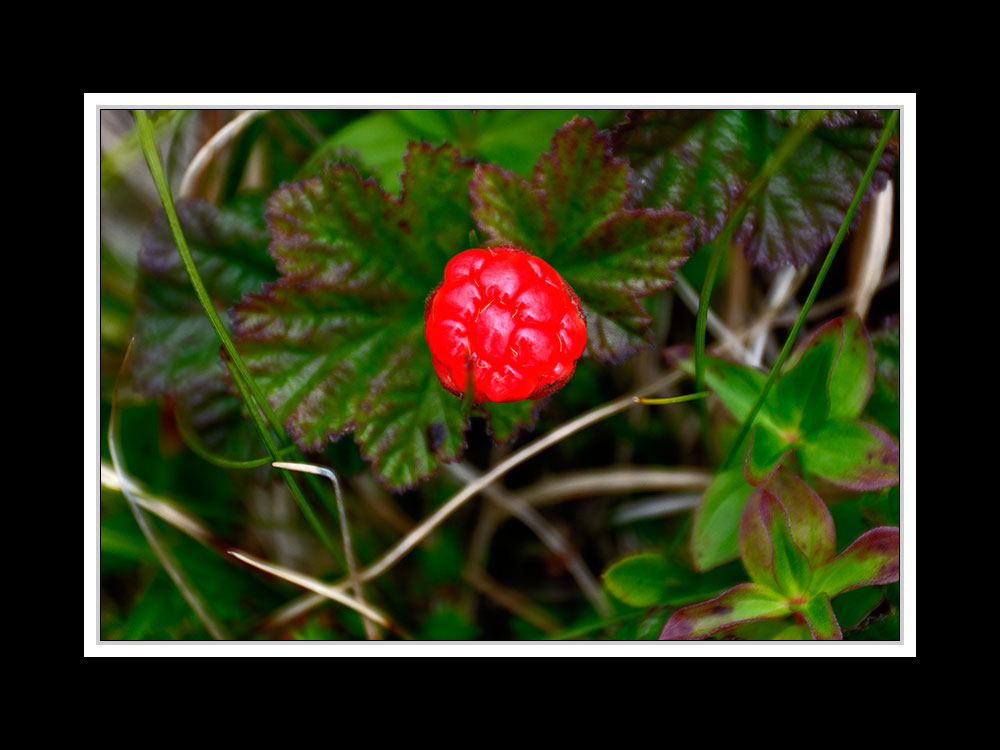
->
[424, 246, 588, 403]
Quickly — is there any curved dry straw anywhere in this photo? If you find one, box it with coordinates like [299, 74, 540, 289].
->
[179, 110, 268, 198]
[272, 461, 380, 639]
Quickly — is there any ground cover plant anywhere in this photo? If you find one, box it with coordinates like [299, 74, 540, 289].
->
[98, 107, 902, 642]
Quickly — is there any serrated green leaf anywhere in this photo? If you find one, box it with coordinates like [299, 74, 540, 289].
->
[798, 418, 899, 490]
[481, 399, 541, 444]
[613, 110, 897, 268]
[768, 109, 877, 129]
[129, 199, 276, 455]
[690, 467, 755, 571]
[810, 527, 900, 598]
[231, 143, 535, 490]
[308, 109, 620, 194]
[659, 582, 790, 640]
[472, 117, 692, 362]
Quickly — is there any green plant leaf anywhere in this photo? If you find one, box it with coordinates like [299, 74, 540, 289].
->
[787, 315, 874, 421]
[232, 142, 566, 490]
[809, 527, 900, 598]
[690, 468, 755, 571]
[769, 339, 832, 436]
[472, 117, 692, 362]
[613, 110, 897, 268]
[728, 618, 812, 640]
[828, 316, 876, 419]
[797, 418, 899, 490]
[129, 199, 276, 453]
[758, 467, 836, 568]
[768, 110, 879, 129]
[832, 586, 885, 631]
[232, 143, 479, 489]
[305, 110, 620, 194]
[739, 488, 812, 597]
[603, 552, 676, 607]
[659, 582, 790, 640]
[669, 348, 783, 435]
[795, 592, 843, 640]
[745, 426, 794, 485]
[860, 485, 900, 527]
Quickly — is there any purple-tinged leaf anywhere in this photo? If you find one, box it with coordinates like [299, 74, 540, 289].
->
[829, 316, 875, 420]
[232, 143, 521, 490]
[768, 110, 883, 129]
[130, 199, 276, 454]
[613, 110, 897, 268]
[788, 315, 874, 421]
[480, 399, 543, 445]
[659, 583, 790, 640]
[690, 468, 755, 571]
[534, 118, 630, 252]
[758, 467, 836, 568]
[795, 593, 843, 640]
[613, 110, 754, 246]
[798, 418, 899, 490]
[810, 527, 900, 598]
[473, 117, 692, 363]
[739, 488, 812, 597]
[266, 167, 404, 288]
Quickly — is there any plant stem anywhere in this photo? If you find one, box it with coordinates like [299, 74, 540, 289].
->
[134, 109, 342, 561]
[224, 358, 342, 561]
[721, 109, 899, 469]
[133, 111, 282, 432]
[174, 409, 296, 469]
[693, 111, 827, 438]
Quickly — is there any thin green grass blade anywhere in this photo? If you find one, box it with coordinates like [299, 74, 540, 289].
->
[133, 110, 343, 561]
[722, 110, 900, 469]
[693, 111, 827, 441]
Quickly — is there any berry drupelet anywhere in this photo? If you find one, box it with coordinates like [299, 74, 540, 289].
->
[424, 246, 588, 403]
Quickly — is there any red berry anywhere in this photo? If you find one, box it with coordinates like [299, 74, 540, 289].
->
[424, 246, 587, 403]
